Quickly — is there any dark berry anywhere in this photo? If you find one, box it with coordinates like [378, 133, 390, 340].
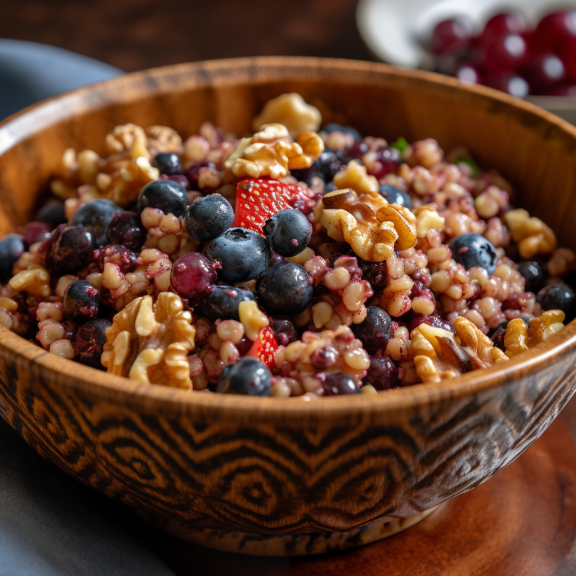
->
[289, 166, 318, 186]
[311, 150, 344, 182]
[69, 199, 123, 247]
[163, 174, 190, 189]
[263, 209, 311, 257]
[35, 201, 66, 229]
[484, 72, 530, 98]
[370, 147, 400, 179]
[269, 316, 298, 346]
[351, 306, 391, 354]
[216, 357, 272, 396]
[324, 182, 338, 194]
[322, 123, 361, 141]
[106, 211, 147, 251]
[137, 179, 187, 217]
[532, 11, 576, 53]
[201, 285, 256, 321]
[520, 53, 566, 93]
[185, 161, 215, 189]
[255, 261, 314, 316]
[0, 234, 24, 281]
[50, 226, 95, 273]
[184, 194, 234, 242]
[472, 34, 528, 72]
[449, 233, 497, 275]
[537, 283, 576, 320]
[343, 141, 368, 162]
[171, 252, 217, 302]
[408, 314, 455, 334]
[482, 12, 527, 39]
[491, 317, 531, 351]
[430, 17, 473, 56]
[98, 244, 137, 274]
[152, 152, 182, 176]
[364, 357, 399, 390]
[63, 279, 99, 322]
[517, 260, 546, 293]
[378, 184, 412, 209]
[203, 228, 271, 284]
[75, 318, 112, 369]
[322, 373, 360, 396]
[358, 259, 387, 288]
[22, 222, 51, 247]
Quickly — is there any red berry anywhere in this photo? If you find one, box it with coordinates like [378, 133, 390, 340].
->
[532, 11, 576, 53]
[481, 12, 528, 40]
[520, 52, 565, 93]
[472, 34, 528, 72]
[246, 327, 278, 369]
[369, 146, 400, 179]
[430, 18, 473, 56]
[561, 37, 576, 81]
[171, 252, 216, 302]
[232, 178, 306, 233]
[484, 72, 530, 97]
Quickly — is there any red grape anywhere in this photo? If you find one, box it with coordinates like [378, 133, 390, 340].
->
[520, 53, 566, 92]
[484, 72, 530, 98]
[543, 83, 576, 96]
[531, 11, 576, 53]
[430, 18, 473, 56]
[472, 34, 528, 72]
[481, 12, 528, 39]
[561, 37, 576, 81]
[171, 252, 216, 302]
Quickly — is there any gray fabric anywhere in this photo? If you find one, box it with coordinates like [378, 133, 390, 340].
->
[0, 42, 176, 575]
[0, 40, 122, 120]
[0, 418, 176, 576]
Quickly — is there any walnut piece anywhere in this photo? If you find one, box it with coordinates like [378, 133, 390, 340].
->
[252, 93, 322, 138]
[414, 205, 445, 238]
[145, 125, 183, 154]
[504, 209, 557, 259]
[102, 293, 195, 389]
[333, 160, 379, 196]
[225, 124, 324, 179]
[453, 316, 508, 368]
[106, 123, 148, 155]
[9, 265, 51, 297]
[504, 310, 565, 357]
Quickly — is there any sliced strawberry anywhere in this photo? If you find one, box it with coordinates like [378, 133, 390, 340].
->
[246, 327, 278, 369]
[232, 178, 307, 233]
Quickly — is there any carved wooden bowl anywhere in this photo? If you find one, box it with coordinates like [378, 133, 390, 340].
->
[1, 57, 576, 556]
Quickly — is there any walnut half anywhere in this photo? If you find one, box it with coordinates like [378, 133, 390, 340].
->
[102, 293, 196, 389]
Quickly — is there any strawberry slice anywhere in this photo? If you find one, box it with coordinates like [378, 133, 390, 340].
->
[246, 327, 278, 368]
[232, 178, 307, 233]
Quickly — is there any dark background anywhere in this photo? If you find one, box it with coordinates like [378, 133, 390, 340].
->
[0, 0, 371, 72]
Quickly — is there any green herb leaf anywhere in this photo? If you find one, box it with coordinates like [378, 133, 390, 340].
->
[391, 137, 409, 153]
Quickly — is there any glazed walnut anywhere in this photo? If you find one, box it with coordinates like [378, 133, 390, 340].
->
[504, 209, 557, 259]
[251, 93, 322, 138]
[225, 124, 324, 179]
[106, 123, 148, 155]
[453, 316, 508, 368]
[102, 293, 196, 389]
[333, 160, 379, 196]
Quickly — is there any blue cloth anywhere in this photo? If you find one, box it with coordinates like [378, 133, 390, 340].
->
[0, 41, 176, 575]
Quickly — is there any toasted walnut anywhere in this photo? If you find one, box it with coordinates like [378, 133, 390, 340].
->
[528, 310, 565, 346]
[453, 317, 508, 368]
[98, 156, 159, 207]
[321, 188, 397, 261]
[414, 205, 445, 238]
[504, 209, 557, 259]
[225, 124, 324, 179]
[504, 318, 529, 357]
[333, 161, 379, 195]
[106, 123, 147, 154]
[145, 125, 183, 154]
[376, 205, 417, 251]
[9, 265, 50, 297]
[101, 293, 195, 389]
[252, 93, 322, 138]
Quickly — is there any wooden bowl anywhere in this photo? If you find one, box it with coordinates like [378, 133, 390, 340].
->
[1, 57, 576, 556]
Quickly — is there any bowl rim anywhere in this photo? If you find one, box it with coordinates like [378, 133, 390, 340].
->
[2, 55, 576, 418]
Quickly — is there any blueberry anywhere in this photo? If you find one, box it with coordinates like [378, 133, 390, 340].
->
[35, 201, 66, 229]
[322, 373, 360, 396]
[323, 123, 362, 141]
[106, 211, 147, 251]
[491, 317, 531, 351]
[69, 199, 123, 247]
[537, 283, 576, 320]
[364, 357, 400, 390]
[184, 194, 234, 242]
[449, 233, 497, 275]
[269, 316, 298, 346]
[137, 179, 188, 217]
[216, 357, 272, 396]
[255, 261, 314, 316]
[263, 209, 311, 257]
[378, 184, 413, 209]
[351, 306, 392, 354]
[289, 166, 318, 186]
[201, 285, 256, 321]
[152, 152, 182, 176]
[518, 260, 546, 293]
[203, 228, 271, 284]
[75, 318, 112, 369]
[185, 161, 215, 189]
[324, 182, 338, 194]
[0, 234, 24, 282]
[312, 150, 344, 182]
[63, 279, 99, 322]
[50, 226, 94, 273]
